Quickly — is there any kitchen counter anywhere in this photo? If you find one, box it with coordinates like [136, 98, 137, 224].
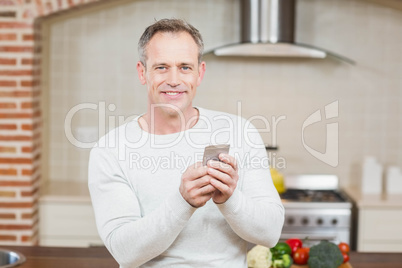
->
[2, 246, 118, 268]
[343, 186, 402, 252]
[3, 246, 402, 268]
[343, 186, 402, 208]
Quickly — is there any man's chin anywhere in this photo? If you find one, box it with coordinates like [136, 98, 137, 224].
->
[153, 104, 185, 117]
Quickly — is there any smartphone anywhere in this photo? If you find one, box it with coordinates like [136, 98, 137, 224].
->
[202, 144, 230, 166]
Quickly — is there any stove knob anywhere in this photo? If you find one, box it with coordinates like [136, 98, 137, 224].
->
[301, 218, 309, 225]
[331, 219, 338, 225]
[287, 217, 295, 225]
[316, 218, 323, 225]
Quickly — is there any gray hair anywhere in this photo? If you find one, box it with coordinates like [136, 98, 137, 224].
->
[138, 18, 204, 66]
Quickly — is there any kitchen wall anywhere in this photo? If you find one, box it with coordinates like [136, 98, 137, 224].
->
[42, 0, 402, 189]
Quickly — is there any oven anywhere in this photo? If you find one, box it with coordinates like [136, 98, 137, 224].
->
[279, 175, 355, 249]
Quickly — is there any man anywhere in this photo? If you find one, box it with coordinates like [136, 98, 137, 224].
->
[88, 19, 284, 268]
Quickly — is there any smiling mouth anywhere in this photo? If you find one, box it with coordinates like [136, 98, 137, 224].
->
[162, 91, 184, 96]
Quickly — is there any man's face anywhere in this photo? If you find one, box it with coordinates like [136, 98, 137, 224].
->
[137, 31, 206, 117]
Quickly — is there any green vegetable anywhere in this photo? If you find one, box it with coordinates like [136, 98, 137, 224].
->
[272, 254, 293, 268]
[307, 240, 344, 268]
[270, 242, 292, 261]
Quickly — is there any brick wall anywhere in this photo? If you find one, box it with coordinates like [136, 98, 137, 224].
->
[0, 0, 103, 246]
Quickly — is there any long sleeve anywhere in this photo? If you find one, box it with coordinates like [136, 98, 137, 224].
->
[88, 146, 196, 268]
[216, 124, 285, 248]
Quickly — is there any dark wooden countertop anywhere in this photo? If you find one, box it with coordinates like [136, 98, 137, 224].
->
[2, 246, 118, 268]
[2, 246, 402, 268]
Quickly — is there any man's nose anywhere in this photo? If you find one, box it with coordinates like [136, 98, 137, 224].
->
[167, 68, 180, 87]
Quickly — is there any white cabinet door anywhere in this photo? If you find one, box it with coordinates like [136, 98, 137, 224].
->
[39, 201, 103, 247]
[358, 208, 402, 252]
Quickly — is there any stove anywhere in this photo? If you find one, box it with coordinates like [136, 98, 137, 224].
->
[279, 175, 355, 248]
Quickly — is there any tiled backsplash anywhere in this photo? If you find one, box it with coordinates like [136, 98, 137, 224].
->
[43, 0, 402, 189]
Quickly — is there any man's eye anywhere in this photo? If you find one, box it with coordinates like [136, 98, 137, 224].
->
[182, 66, 190, 71]
[156, 66, 166, 70]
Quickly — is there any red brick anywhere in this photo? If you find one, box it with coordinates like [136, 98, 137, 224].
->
[0, 124, 17, 130]
[21, 235, 32, 242]
[22, 169, 32, 176]
[0, 135, 32, 141]
[0, 213, 15, 219]
[0, 58, 16, 65]
[0, 190, 16, 197]
[21, 80, 32, 87]
[0, 168, 17, 175]
[0, 33, 17, 41]
[0, 22, 32, 29]
[23, 34, 34, 41]
[21, 101, 39, 109]
[22, 122, 39, 130]
[0, 46, 33, 53]
[21, 58, 33, 65]
[0, 146, 16, 153]
[0, 235, 17, 241]
[0, 158, 32, 164]
[0, 181, 32, 187]
[0, 224, 33, 230]
[0, 113, 33, 119]
[0, 70, 33, 76]
[21, 187, 38, 197]
[20, 80, 39, 87]
[21, 211, 37, 219]
[0, 80, 16, 87]
[0, 102, 17, 109]
[22, 146, 32, 153]
[0, 91, 32, 97]
[21, 124, 32, 130]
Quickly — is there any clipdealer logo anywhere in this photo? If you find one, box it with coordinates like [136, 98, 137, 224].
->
[301, 101, 339, 167]
[63, 101, 339, 168]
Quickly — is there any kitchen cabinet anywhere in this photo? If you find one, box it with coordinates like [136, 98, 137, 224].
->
[39, 181, 102, 247]
[344, 187, 402, 252]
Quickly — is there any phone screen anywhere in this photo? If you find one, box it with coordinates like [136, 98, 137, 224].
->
[202, 144, 230, 165]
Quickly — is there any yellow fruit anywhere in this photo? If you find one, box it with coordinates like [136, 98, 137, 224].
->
[270, 168, 286, 194]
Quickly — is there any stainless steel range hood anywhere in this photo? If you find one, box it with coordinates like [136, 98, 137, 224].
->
[212, 0, 354, 64]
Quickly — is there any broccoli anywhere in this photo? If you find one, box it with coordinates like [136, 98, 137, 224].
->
[307, 240, 344, 268]
[272, 254, 293, 268]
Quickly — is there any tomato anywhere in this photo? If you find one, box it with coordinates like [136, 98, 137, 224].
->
[285, 238, 303, 256]
[338, 242, 350, 254]
[293, 247, 309, 265]
[342, 252, 350, 263]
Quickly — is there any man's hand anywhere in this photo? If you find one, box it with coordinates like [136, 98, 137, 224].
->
[207, 154, 239, 204]
[180, 162, 216, 208]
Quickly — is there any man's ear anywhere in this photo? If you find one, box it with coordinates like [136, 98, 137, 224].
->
[197, 61, 206, 87]
[137, 61, 147, 85]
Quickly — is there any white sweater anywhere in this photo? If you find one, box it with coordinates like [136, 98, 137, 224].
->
[88, 107, 284, 268]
